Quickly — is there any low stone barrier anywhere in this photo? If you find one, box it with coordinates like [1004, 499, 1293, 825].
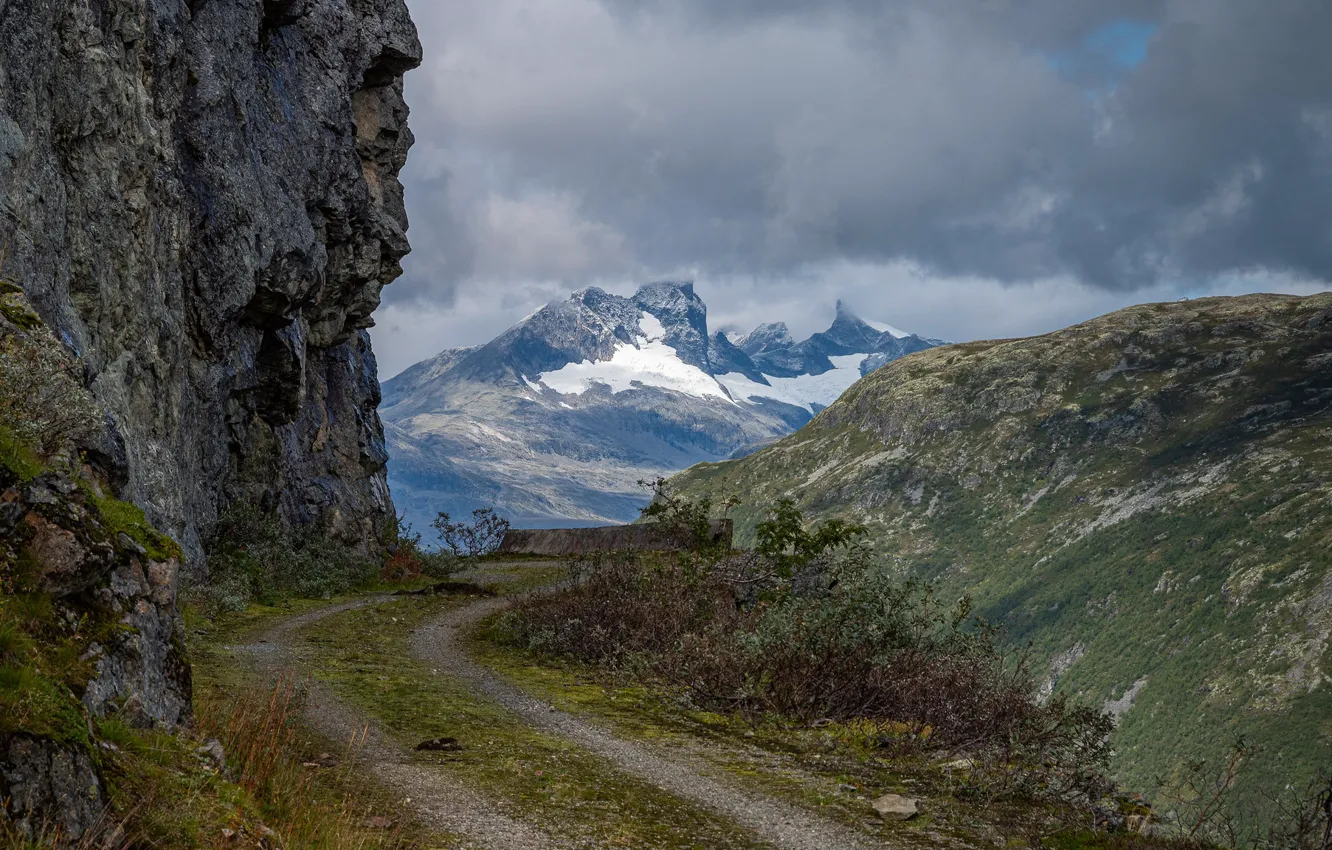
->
[496, 520, 733, 557]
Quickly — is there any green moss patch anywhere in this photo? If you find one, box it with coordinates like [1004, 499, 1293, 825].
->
[0, 286, 42, 332]
[0, 594, 98, 748]
[87, 491, 183, 562]
[0, 423, 41, 482]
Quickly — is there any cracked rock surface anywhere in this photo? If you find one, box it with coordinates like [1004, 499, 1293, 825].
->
[0, 0, 422, 560]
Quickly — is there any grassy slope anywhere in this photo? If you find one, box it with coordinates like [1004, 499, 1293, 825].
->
[671, 293, 1332, 819]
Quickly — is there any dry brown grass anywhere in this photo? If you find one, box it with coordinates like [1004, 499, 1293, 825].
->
[1, 677, 416, 849]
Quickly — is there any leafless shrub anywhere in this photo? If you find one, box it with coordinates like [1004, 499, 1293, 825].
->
[431, 508, 510, 557]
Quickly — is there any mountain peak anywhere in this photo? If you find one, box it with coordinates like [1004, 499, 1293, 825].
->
[834, 299, 858, 320]
[737, 322, 795, 356]
[634, 280, 696, 300]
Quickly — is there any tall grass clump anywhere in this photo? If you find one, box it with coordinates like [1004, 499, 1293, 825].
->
[192, 675, 403, 849]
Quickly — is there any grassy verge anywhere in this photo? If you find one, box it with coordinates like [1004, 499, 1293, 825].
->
[297, 591, 775, 850]
[185, 591, 460, 850]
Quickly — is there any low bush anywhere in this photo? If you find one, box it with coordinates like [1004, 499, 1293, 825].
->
[501, 493, 1115, 804]
[381, 516, 459, 583]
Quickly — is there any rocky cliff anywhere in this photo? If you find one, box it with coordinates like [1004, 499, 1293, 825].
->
[2, 286, 191, 842]
[0, 0, 421, 561]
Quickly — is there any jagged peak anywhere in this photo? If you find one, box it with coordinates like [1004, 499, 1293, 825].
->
[834, 299, 859, 320]
[635, 280, 697, 299]
[745, 321, 793, 343]
[571, 286, 612, 304]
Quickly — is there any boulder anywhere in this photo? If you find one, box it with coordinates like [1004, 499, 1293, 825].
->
[872, 793, 921, 821]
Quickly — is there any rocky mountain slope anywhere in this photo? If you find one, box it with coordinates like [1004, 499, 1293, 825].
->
[0, 0, 420, 560]
[671, 292, 1332, 820]
[380, 282, 941, 530]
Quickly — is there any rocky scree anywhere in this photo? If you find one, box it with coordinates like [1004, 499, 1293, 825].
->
[0, 0, 422, 562]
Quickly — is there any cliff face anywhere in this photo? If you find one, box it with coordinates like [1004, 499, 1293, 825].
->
[0, 0, 420, 560]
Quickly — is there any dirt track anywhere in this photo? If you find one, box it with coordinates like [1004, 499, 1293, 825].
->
[233, 565, 890, 849]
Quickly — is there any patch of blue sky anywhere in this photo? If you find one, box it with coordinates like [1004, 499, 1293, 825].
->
[1044, 18, 1159, 92]
[1087, 19, 1158, 69]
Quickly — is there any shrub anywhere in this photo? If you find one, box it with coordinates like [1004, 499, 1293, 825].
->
[195, 502, 378, 612]
[0, 291, 101, 460]
[431, 508, 510, 557]
[382, 516, 458, 582]
[501, 497, 1115, 804]
[638, 476, 736, 553]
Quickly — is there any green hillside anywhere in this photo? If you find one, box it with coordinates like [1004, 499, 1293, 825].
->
[672, 292, 1332, 823]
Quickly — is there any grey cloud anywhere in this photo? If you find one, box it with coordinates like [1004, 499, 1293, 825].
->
[386, 0, 1332, 311]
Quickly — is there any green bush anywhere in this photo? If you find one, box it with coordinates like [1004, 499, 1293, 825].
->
[502, 493, 1115, 805]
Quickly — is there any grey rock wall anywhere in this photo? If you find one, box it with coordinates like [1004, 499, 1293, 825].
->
[0, 735, 105, 845]
[0, 0, 421, 562]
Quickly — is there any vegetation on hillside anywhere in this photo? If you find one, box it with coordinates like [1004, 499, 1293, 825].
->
[500, 489, 1122, 816]
[669, 293, 1332, 843]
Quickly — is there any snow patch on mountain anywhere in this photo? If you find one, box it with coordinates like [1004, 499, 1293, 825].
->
[719, 354, 872, 411]
[537, 313, 734, 402]
[380, 281, 945, 530]
[864, 319, 910, 339]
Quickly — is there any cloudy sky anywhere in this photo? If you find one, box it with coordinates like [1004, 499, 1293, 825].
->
[372, 0, 1332, 377]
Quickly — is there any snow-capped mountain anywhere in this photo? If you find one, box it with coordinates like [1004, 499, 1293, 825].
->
[380, 282, 944, 530]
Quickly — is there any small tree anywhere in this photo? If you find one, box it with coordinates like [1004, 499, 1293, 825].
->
[432, 508, 511, 557]
[638, 477, 737, 553]
[753, 498, 865, 577]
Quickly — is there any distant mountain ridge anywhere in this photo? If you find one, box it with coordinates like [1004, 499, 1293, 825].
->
[380, 281, 943, 531]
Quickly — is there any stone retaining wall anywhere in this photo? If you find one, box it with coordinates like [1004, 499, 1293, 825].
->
[497, 521, 733, 556]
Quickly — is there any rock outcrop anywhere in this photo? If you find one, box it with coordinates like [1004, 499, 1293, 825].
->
[0, 0, 421, 561]
[1, 465, 194, 834]
[1, 256, 191, 845]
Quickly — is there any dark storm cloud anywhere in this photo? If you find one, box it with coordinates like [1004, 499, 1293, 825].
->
[389, 0, 1332, 309]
